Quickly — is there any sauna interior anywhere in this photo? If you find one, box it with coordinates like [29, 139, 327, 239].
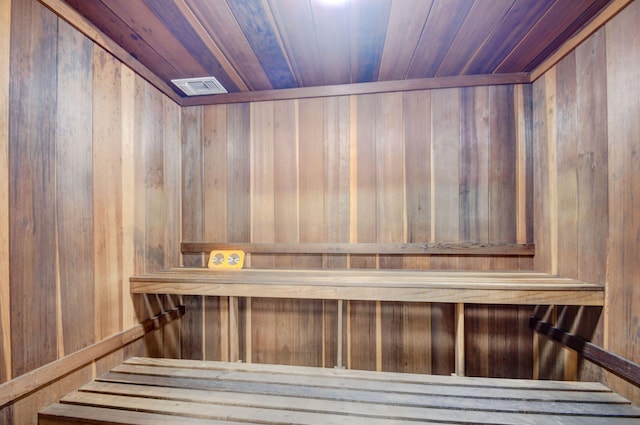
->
[2, 0, 640, 423]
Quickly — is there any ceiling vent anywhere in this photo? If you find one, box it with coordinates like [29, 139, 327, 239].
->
[171, 76, 227, 96]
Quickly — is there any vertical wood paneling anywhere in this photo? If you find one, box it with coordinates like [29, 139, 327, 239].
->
[163, 98, 182, 269]
[204, 296, 222, 360]
[292, 99, 328, 366]
[376, 92, 406, 371]
[190, 87, 529, 377]
[162, 99, 182, 357]
[250, 101, 275, 265]
[488, 85, 518, 271]
[556, 35, 608, 379]
[9, 0, 58, 377]
[180, 106, 204, 359]
[352, 94, 377, 265]
[0, 0, 11, 385]
[515, 83, 534, 273]
[403, 91, 431, 273]
[573, 29, 608, 382]
[533, 70, 557, 275]
[56, 19, 95, 355]
[431, 88, 461, 250]
[459, 85, 491, 377]
[298, 98, 324, 268]
[429, 89, 460, 375]
[324, 96, 350, 254]
[133, 79, 166, 355]
[181, 294, 203, 360]
[226, 103, 251, 361]
[273, 99, 299, 251]
[605, 0, 640, 403]
[532, 71, 564, 381]
[575, 29, 608, 286]
[489, 85, 517, 243]
[203, 105, 226, 360]
[181, 106, 204, 267]
[403, 91, 431, 244]
[93, 46, 123, 341]
[140, 79, 166, 273]
[2, 1, 184, 419]
[322, 97, 348, 365]
[528, 2, 638, 398]
[226, 103, 251, 243]
[203, 105, 228, 244]
[120, 65, 137, 330]
[249, 101, 276, 361]
[555, 52, 579, 278]
[460, 86, 490, 257]
[349, 94, 377, 370]
[487, 305, 532, 379]
[376, 92, 404, 269]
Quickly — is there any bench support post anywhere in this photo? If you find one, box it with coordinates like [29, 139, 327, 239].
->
[455, 303, 465, 376]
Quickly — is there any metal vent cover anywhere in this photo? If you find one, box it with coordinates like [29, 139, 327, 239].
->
[171, 76, 227, 96]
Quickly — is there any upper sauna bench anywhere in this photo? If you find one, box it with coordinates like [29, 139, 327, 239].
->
[130, 243, 604, 306]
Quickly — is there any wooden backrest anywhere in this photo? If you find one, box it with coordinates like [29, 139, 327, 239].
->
[181, 242, 535, 257]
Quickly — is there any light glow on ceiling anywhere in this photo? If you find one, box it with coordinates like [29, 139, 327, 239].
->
[315, 0, 350, 7]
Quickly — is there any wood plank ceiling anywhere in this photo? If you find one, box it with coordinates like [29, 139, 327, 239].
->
[63, 0, 613, 102]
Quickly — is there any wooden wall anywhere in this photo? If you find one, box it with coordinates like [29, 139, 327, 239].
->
[532, 0, 640, 403]
[3, 0, 639, 420]
[180, 85, 535, 377]
[0, 0, 182, 422]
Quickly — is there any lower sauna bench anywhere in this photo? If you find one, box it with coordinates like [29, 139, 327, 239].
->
[39, 357, 640, 425]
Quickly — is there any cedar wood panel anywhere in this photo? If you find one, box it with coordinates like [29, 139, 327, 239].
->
[2, 0, 640, 423]
[180, 86, 534, 376]
[531, 0, 640, 403]
[0, 0, 182, 422]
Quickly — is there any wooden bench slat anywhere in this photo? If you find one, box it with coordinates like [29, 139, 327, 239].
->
[96, 370, 630, 409]
[39, 403, 238, 425]
[111, 360, 615, 396]
[60, 391, 443, 425]
[61, 388, 637, 425]
[130, 269, 604, 306]
[40, 359, 640, 425]
[123, 356, 613, 391]
[80, 380, 640, 418]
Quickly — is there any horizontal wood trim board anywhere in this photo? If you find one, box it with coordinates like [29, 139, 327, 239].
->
[530, 317, 640, 387]
[180, 73, 531, 106]
[0, 305, 185, 408]
[181, 242, 535, 256]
